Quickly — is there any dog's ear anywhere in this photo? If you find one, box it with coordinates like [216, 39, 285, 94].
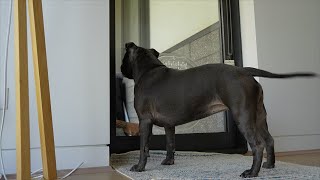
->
[125, 42, 136, 49]
[149, 48, 160, 58]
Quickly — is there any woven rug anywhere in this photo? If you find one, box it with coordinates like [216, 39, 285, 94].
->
[111, 150, 320, 180]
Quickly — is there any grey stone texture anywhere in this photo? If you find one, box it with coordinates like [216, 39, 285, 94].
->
[154, 23, 225, 135]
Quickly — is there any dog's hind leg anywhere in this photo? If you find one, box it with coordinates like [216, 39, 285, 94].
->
[261, 128, 275, 168]
[258, 106, 275, 169]
[232, 107, 264, 178]
[255, 87, 275, 169]
[161, 126, 175, 165]
[130, 119, 153, 172]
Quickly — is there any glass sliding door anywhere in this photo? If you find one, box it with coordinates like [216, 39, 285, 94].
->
[115, 0, 225, 136]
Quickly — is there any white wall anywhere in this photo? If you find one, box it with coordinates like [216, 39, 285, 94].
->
[0, 0, 109, 174]
[240, 0, 320, 152]
[150, 0, 220, 52]
[239, 0, 259, 70]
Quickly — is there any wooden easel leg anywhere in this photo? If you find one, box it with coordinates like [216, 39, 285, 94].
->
[28, 0, 57, 179]
[14, 0, 31, 179]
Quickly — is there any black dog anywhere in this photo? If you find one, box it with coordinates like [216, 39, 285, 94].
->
[120, 42, 316, 178]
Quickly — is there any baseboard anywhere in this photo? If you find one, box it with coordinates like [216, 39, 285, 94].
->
[246, 134, 320, 153]
[246, 149, 320, 157]
[2, 145, 109, 175]
[273, 134, 320, 152]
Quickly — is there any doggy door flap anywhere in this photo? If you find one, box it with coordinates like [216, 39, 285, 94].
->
[115, 0, 226, 136]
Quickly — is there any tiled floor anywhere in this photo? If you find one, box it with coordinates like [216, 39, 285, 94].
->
[63, 151, 320, 180]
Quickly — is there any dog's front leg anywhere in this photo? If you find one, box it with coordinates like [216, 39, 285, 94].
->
[161, 126, 175, 165]
[130, 119, 153, 172]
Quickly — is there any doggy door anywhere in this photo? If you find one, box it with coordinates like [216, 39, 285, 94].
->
[115, 0, 226, 136]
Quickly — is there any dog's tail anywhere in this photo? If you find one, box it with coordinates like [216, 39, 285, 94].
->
[244, 67, 317, 78]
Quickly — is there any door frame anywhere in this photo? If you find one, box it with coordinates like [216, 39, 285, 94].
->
[110, 0, 247, 154]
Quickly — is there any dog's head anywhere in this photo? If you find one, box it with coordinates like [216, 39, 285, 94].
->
[121, 42, 160, 79]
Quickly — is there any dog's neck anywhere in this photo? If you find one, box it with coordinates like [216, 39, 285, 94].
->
[133, 57, 165, 83]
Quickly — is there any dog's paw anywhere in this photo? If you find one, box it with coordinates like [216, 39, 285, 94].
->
[240, 169, 258, 178]
[262, 162, 275, 169]
[130, 164, 145, 172]
[161, 158, 174, 165]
